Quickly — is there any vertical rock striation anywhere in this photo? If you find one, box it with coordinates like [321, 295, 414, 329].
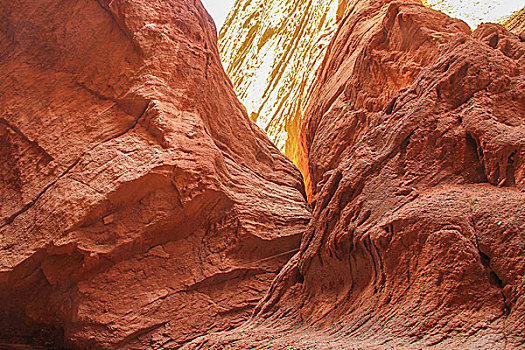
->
[503, 6, 525, 39]
[219, 0, 351, 185]
[187, 0, 525, 348]
[0, 0, 310, 348]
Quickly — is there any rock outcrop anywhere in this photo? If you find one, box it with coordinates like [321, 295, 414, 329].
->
[0, 0, 310, 348]
[187, 0, 525, 348]
[219, 0, 524, 197]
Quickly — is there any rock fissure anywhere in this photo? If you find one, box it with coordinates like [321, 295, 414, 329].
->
[469, 214, 511, 317]
[0, 157, 81, 229]
[0, 117, 53, 163]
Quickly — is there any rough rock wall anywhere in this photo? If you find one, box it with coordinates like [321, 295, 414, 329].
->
[187, 0, 525, 348]
[0, 0, 310, 348]
[218, 0, 350, 185]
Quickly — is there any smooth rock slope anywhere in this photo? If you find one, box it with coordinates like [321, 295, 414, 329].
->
[187, 0, 525, 348]
[0, 0, 310, 348]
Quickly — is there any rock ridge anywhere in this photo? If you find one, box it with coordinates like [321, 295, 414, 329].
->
[186, 0, 525, 348]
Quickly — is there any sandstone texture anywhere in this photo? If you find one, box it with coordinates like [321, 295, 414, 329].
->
[504, 6, 525, 39]
[0, 0, 310, 348]
[220, 0, 523, 187]
[187, 0, 525, 348]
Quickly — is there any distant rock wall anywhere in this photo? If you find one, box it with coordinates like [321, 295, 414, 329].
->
[0, 0, 310, 348]
[503, 6, 525, 38]
[424, 0, 525, 29]
[219, 0, 351, 192]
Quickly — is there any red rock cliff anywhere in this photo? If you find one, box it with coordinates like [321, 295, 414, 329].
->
[186, 0, 525, 348]
[219, 0, 523, 201]
[0, 0, 310, 348]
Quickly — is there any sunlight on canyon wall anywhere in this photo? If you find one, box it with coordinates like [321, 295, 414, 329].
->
[423, 0, 524, 29]
[218, 0, 524, 195]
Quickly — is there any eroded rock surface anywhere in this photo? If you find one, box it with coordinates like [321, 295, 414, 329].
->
[187, 0, 525, 348]
[0, 0, 310, 348]
[219, 0, 523, 191]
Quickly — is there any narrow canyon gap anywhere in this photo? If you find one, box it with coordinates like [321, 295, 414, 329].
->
[1, 0, 524, 349]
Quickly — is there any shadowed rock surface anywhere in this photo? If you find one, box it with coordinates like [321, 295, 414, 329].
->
[185, 0, 525, 348]
[0, 0, 310, 348]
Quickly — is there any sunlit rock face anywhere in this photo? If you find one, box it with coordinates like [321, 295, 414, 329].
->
[504, 7, 525, 38]
[220, 0, 523, 193]
[218, 0, 350, 187]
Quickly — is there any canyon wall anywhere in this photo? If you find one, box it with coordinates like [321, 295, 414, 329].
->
[0, 0, 310, 348]
[504, 7, 525, 38]
[187, 0, 525, 348]
[218, 0, 351, 188]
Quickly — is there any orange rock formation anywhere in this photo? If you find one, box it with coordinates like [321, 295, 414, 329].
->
[2, 0, 525, 349]
[0, 0, 309, 348]
[187, 0, 525, 348]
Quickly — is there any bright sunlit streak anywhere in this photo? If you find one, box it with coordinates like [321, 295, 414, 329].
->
[425, 0, 524, 28]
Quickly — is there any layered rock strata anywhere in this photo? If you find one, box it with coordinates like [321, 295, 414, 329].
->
[187, 0, 525, 348]
[0, 0, 310, 348]
[504, 6, 525, 38]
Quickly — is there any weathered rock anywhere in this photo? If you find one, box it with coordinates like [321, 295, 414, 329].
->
[0, 0, 310, 348]
[219, 0, 524, 198]
[186, 0, 525, 348]
[503, 6, 525, 39]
